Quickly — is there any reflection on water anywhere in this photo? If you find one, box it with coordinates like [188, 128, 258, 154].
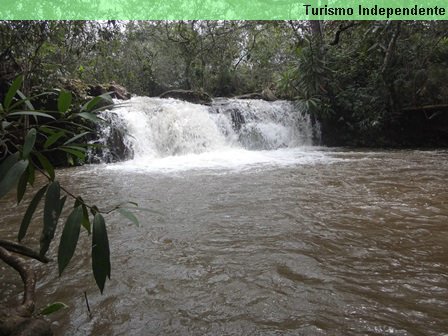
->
[1, 149, 447, 335]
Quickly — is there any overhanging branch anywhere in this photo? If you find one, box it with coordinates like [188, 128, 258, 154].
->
[0, 246, 36, 317]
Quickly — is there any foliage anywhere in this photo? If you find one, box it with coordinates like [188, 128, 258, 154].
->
[0, 21, 301, 98]
[281, 21, 448, 146]
[1, 20, 447, 147]
[0, 76, 139, 293]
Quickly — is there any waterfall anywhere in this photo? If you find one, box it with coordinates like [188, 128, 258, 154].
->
[91, 96, 319, 163]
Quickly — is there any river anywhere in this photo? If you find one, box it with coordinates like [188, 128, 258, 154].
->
[0, 98, 447, 335]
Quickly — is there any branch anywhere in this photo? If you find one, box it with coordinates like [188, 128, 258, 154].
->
[402, 104, 448, 113]
[329, 22, 357, 46]
[0, 240, 49, 263]
[0, 246, 36, 317]
[381, 21, 401, 75]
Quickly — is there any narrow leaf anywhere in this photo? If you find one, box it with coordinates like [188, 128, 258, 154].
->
[63, 132, 90, 146]
[82, 93, 113, 112]
[44, 131, 65, 149]
[27, 163, 35, 186]
[0, 160, 28, 199]
[40, 182, 61, 257]
[8, 111, 56, 119]
[75, 197, 91, 234]
[63, 145, 87, 152]
[34, 152, 55, 181]
[81, 204, 91, 234]
[58, 206, 82, 275]
[15, 89, 35, 111]
[60, 147, 85, 160]
[117, 208, 139, 226]
[72, 112, 103, 123]
[22, 128, 36, 159]
[4, 76, 23, 110]
[18, 185, 47, 242]
[57, 91, 72, 114]
[16, 168, 29, 204]
[81, 96, 101, 112]
[92, 213, 110, 293]
[0, 152, 19, 180]
[40, 302, 68, 316]
[10, 91, 54, 111]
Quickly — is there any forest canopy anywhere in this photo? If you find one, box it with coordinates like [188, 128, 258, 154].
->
[1, 20, 447, 146]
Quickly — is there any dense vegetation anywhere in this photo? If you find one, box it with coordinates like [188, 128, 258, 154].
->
[1, 20, 447, 147]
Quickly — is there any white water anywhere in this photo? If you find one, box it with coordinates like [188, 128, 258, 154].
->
[94, 96, 324, 172]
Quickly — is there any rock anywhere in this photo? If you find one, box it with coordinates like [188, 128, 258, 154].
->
[59, 78, 89, 100]
[234, 92, 264, 100]
[230, 109, 245, 130]
[107, 83, 131, 100]
[87, 84, 107, 97]
[159, 89, 212, 105]
[261, 88, 277, 101]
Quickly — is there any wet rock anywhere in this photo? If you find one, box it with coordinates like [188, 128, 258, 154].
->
[230, 109, 245, 130]
[87, 84, 107, 97]
[159, 89, 212, 105]
[234, 92, 264, 100]
[261, 88, 277, 101]
[107, 82, 131, 100]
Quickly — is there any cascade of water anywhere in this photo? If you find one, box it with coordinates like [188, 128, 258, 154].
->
[91, 96, 318, 163]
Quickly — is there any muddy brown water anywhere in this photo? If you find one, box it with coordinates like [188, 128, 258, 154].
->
[1, 149, 447, 335]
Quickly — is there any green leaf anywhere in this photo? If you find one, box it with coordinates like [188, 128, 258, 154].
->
[16, 168, 29, 204]
[27, 163, 35, 186]
[117, 208, 139, 226]
[75, 197, 91, 234]
[4, 76, 23, 110]
[8, 111, 56, 120]
[44, 131, 65, 149]
[10, 91, 54, 111]
[58, 206, 82, 275]
[0, 160, 28, 199]
[40, 182, 61, 257]
[81, 96, 102, 112]
[58, 91, 72, 114]
[81, 204, 91, 234]
[60, 147, 85, 161]
[92, 213, 110, 293]
[0, 152, 19, 179]
[81, 93, 113, 112]
[34, 152, 55, 181]
[22, 128, 36, 159]
[18, 185, 47, 242]
[63, 132, 90, 146]
[71, 112, 103, 123]
[63, 145, 87, 152]
[15, 89, 35, 111]
[40, 302, 68, 316]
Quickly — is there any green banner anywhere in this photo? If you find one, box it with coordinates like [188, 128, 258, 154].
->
[0, 0, 446, 20]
